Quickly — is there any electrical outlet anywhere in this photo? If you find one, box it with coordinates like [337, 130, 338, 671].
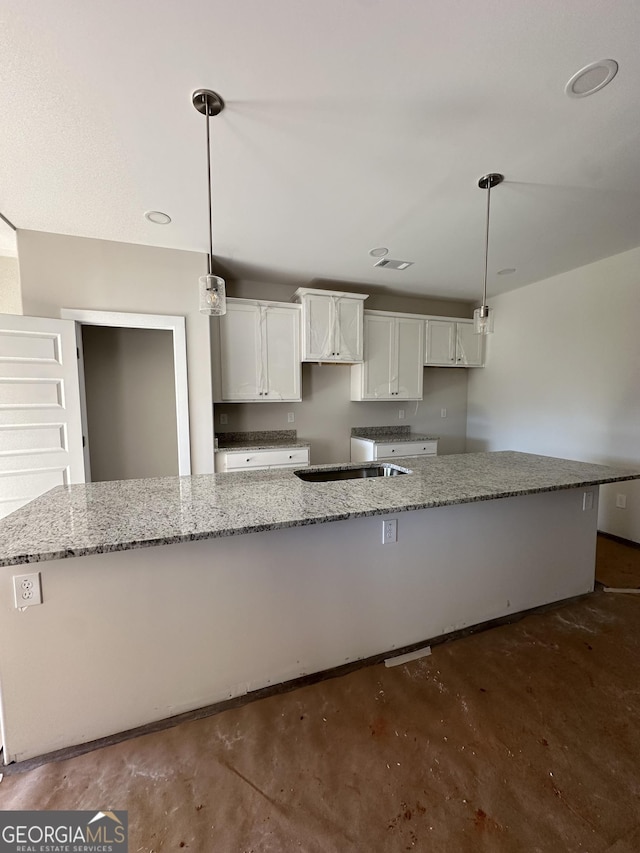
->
[582, 490, 594, 511]
[382, 519, 397, 544]
[441, 408, 447, 418]
[398, 409, 405, 420]
[219, 413, 228, 425]
[616, 494, 627, 509]
[13, 573, 42, 608]
[287, 412, 295, 423]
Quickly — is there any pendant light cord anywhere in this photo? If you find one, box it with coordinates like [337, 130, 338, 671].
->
[205, 97, 213, 276]
[482, 182, 491, 307]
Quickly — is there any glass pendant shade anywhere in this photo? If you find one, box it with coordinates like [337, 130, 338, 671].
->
[199, 274, 226, 316]
[474, 305, 494, 335]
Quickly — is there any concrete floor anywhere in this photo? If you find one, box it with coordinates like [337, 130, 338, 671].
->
[1, 534, 639, 852]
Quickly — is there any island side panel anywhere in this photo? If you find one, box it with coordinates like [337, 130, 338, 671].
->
[0, 486, 598, 763]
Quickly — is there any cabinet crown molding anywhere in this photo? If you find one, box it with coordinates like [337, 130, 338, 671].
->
[292, 287, 368, 302]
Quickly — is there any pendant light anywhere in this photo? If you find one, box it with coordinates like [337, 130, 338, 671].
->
[474, 172, 504, 335]
[193, 89, 227, 315]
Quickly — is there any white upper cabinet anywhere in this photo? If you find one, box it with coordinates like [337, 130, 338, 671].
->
[213, 299, 302, 402]
[293, 288, 368, 362]
[456, 321, 484, 366]
[425, 318, 484, 367]
[351, 311, 424, 401]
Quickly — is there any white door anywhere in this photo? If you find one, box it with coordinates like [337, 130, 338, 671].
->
[425, 320, 456, 366]
[362, 314, 394, 399]
[263, 305, 302, 401]
[395, 317, 424, 399]
[335, 298, 363, 361]
[218, 302, 262, 400]
[0, 314, 85, 519]
[456, 321, 484, 366]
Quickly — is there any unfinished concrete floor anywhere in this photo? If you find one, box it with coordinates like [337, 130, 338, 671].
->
[1, 534, 639, 852]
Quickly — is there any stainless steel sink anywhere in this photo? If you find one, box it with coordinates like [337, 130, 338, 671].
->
[295, 464, 408, 482]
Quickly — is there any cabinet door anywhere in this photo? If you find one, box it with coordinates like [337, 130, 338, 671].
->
[395, 317, 424, 399]
[456, 321, 484, 367]
[335, 298, 363, 361]
[302, 294, 333, 360]
[361, 314, 394, 399]
[425, 320, 456, 366]
[218, 303, 261, 400]
[263, 305, 302, 401]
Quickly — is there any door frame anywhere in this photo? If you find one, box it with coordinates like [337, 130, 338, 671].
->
[60, 309, 191, 477]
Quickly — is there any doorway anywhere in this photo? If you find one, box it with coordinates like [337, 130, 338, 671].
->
[61, 309, 191, 481]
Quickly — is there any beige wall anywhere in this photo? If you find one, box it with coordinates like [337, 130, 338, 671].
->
[15, 232, 473, 473]
[220, 280, 474, 463]
[216, 364, 469, 463]
[467, 246, 640, 543]
[82, 325, 178, 481]
[228, 278, 474, 319]
[17, 230, 214, 474]
[0, 255, 21, 314]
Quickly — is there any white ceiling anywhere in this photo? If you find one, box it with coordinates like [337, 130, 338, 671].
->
[2, 0, 640, 300]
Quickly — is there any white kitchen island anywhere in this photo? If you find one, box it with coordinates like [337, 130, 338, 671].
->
[0, 451, 637, 764]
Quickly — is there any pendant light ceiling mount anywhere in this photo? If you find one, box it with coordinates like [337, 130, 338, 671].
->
[478, 173, 504, 191]
[192, 89, 225, 117]
[193, 88, 227, 316]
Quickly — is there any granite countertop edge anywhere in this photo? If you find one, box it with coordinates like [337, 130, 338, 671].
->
[351, 433, 440, 444]
[1, 451, 638, 567]
[216, 438, 311, 452]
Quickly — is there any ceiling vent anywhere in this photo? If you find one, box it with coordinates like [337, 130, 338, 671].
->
[374, 258, 414, 270]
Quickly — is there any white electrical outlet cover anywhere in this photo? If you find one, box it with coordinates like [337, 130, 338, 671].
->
[13, 573, 42, 608]
[382, 519, 397, 544]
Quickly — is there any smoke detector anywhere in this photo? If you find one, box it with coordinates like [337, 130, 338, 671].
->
[145, 210, 172, 225]
[565, 60, 618, 98]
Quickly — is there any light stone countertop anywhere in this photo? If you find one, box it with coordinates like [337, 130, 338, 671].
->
[215, 429, 311, 453]
[0, 451, 638, 567]
[351, 433, 440, 444]
[350, 425, 438, 444]
[216, 438, 312, 452]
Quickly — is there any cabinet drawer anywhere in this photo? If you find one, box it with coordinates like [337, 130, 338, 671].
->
[375, 440, 438, 459]
[221, 447, 310, 471]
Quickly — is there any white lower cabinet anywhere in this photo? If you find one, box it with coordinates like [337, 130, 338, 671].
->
[212, 299, 302, 402]
[215, 446, 310, 473]
[351, 311, 424, 400]
[350, 438, 438, 462]
[425, 318, 484, 367]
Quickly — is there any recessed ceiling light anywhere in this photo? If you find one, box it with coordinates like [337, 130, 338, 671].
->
[497, 268, 516, 275]
[144, 210, 172, 225]
[374, 258, 414, 270]
[565, 59, 618, 98]
[369, 247, 389, 258]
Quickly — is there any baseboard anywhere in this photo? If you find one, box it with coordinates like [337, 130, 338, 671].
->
[598, 530, 640, 550]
